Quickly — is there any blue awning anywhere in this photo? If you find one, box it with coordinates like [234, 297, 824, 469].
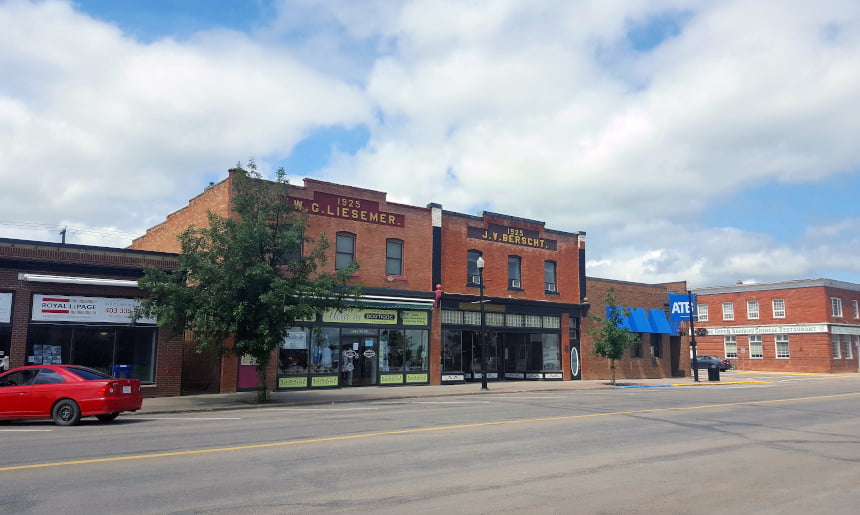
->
[607, 306, 674, 334]
[647, 309, 673, 334]
[606, 305, 633, 331]
[628, 308, 651, 333]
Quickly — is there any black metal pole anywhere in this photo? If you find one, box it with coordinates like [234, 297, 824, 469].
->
[480, 266, 488, 390]
[688, 290, 699, 383]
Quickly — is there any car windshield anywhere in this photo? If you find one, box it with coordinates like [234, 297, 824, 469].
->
[65, 366, 112, 380]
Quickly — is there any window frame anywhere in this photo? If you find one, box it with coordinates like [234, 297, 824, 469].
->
[853, 300, 859, 319]
[696, 304, 708, 322]
[544, 260, 557, 293]
[831, 297, 843, 317]
[335, 232, 356, 271]
[831, 335, 842, 359]
[724, 335, 737, 358]
[722, 302, 734, 321]
[466, 250, 483, 285]
[507, 255, 522, 290]
[772, 299, 786, 318]
[775, 334, 790, 358]
[385, 238, 403, 276]
[746, 300, 759, 320]
[749, 334, 763, 358]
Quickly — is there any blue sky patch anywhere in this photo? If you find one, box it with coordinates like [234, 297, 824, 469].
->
[626, 11, 693, 51]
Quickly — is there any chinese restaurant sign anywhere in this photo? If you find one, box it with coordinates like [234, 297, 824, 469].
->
[468, 224, 557, 250]
[291, 191, 404, 227]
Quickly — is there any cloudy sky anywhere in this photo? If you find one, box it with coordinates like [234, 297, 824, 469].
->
[1, 0, 859, 289]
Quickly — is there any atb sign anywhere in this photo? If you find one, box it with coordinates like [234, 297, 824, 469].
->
[669, 294, 696, 321]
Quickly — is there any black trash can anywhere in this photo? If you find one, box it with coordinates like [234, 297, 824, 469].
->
[707, 365, 720, 382]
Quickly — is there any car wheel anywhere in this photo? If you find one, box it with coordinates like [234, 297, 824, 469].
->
[52, 399, 82, 426]
[96, 412, 120, 423]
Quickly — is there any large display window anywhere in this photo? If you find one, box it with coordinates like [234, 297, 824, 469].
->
[26, 324, 156, 382]
[278, 322, 430, 389]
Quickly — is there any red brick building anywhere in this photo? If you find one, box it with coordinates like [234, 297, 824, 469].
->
[582, 278, 690, 380]
[434, 208, 588, 383]
[0, 238, 182, 397]
[692, 279, 860, 373]
[132, 171, 438, 392]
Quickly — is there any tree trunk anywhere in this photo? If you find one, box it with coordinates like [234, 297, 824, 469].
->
[256, 365, 269, 403]
[609, 359, 616, 385]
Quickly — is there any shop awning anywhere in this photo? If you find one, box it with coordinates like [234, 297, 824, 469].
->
[647, 309, 673, 334]
[17, 273, 139, 288]
[608, 306, 673, 334]
[353, 295, 435, 310]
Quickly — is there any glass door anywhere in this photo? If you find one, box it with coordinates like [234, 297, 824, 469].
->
[340, 335, 378, 386]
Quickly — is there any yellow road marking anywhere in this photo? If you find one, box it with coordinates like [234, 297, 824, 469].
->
[735, 371, 848, 377]
[3, 391, 859, 472]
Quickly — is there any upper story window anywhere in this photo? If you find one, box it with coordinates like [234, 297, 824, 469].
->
[772, 299, 785, 318]
[335, 232, 355, 270]
[696, 304, 708, 322]
[831, 297, 843, 317]
[747, 300, 759, 320]
[467, 250, 483, 285]
[722, 302, 734, 321]
[544, 261, 557, 293]
[853, 300, 859, 319]
[385, 239, 403, 276]
[508, 256, 522, 289]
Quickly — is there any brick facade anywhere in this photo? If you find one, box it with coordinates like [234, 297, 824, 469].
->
[582, 278, 690, 380]
[0, 239, 181, 397]
[692, 279, 860, 373]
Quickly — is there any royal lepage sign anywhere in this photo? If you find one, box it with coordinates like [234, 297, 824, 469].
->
[32, 294, 156, 324]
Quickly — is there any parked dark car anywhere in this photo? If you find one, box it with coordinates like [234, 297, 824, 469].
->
[694, 355, 731, 371]
[0, 365, 142, 426]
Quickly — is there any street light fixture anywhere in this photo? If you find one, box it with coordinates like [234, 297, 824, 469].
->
[476, 256, 488, 390]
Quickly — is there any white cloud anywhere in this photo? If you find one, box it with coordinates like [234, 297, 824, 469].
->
[0, 0, 372, 241]
[2, 0, 859, 287]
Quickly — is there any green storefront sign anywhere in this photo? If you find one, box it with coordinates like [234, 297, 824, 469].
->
[279, 376, 308, 389]
[311, 376, 339, 387]
[323, 308, 398, 325]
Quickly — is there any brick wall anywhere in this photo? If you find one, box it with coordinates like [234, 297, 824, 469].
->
[694, 282, 860, 373]
[0, 240, 182, 396]
[581, 277, 689, 380]
[439, 211, 583, 303]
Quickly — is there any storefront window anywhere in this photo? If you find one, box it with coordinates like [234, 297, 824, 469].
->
[380, 329, 404, 372]
[27, 325, 156, 383]
[310, 327, 340, 373]
[441, 331, 462, 372]
[405, 330, 428, 371]
[279, 328, 309, 375]
[541, 334, 560, 371]
[1, 326, 12, 372]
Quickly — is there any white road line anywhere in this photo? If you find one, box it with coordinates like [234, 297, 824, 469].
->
[139, 417, 243, 420]
[0, 429, 53, 432]
[262, 407, 378, 411]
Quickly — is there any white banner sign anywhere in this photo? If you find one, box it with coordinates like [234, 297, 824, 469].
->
[0, 292, 12, 324]
[706, 324, 827, 336]
[31, 294, 156, 324]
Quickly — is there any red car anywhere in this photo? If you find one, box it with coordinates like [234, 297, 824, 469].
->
[0, 365, 143, 426]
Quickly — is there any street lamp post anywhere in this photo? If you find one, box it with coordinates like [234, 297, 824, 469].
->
[477, 256, 488, 390]
[688, 290, 700, 383]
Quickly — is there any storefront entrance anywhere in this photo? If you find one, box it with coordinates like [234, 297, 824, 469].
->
[340, 334, 378, 386]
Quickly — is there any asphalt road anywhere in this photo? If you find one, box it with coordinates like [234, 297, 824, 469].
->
[2, 375, 859, 514]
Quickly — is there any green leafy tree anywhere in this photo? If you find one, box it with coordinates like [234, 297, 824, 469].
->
[588, 288, 641, 385]
[135, 162, 358, 402]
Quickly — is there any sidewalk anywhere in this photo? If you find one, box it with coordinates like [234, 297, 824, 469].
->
[135, 372, 742, 415]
